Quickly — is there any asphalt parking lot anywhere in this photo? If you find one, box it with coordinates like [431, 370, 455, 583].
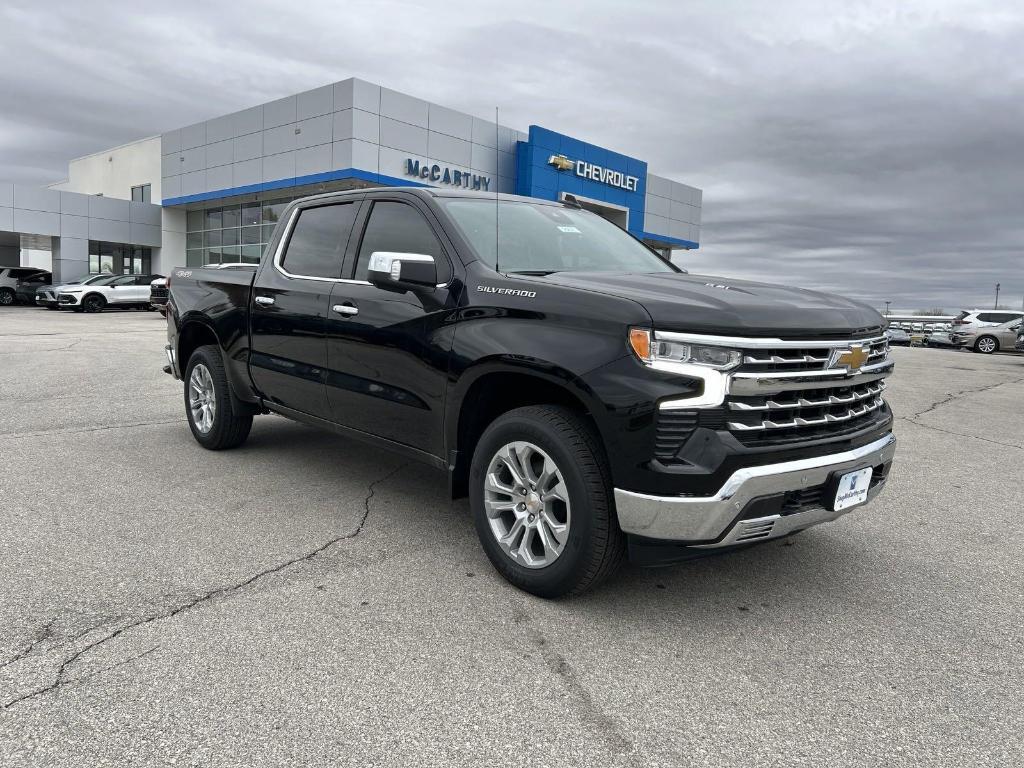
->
[0, 306, 1021, 767]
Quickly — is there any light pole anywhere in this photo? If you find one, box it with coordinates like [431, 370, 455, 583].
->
[995, 283, 1001, 309]
[884, 301, 891, 317]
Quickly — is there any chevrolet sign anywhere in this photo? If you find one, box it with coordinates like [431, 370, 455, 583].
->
[547, 154, 640, 192]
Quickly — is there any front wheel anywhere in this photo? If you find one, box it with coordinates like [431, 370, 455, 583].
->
[974, 335, 998, 354]
[0, 288, 14, 306]
[183, 345, 253, 450]
[82, 294, 105, 313]
[470, 405, 624, 598]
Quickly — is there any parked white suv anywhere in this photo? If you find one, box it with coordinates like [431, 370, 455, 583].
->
[952, 309, 1024, 335]
[58, 273, 163, 313]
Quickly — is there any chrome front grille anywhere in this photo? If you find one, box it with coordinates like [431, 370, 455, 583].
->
[726, 334, 892, 446]
[654, 330, 894, 452]
[728, 381, 886, 432]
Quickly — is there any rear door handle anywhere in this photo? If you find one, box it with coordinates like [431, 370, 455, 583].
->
[254, 295, 275, 306]
[332, 303, 358, 317]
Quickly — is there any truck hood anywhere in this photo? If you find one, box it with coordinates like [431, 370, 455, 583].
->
[531, 272, 883, 337]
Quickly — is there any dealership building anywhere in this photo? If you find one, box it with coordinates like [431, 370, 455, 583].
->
[0, 78, 702, 282]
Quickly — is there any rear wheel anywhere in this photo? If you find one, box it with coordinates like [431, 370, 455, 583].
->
[183, 345, 253, 450]
[470, 405, 624, 598]
[975, 335, 998, 354]
[82, 294, 106, 313]
[0, 288, 14, 306]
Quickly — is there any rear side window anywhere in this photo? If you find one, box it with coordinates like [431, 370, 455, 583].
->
[977, 313, 996, 322]
[354, 201, 448, 283]
[281, 203, 358, 279]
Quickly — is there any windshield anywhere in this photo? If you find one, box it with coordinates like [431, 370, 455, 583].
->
[439, 199, 678, 274]
[83, 274, 121, 286]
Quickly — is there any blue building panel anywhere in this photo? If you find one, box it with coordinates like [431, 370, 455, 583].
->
[514, 125, 661, 240]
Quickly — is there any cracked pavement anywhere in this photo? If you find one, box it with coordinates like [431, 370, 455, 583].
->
[0, 308, 1022, 767]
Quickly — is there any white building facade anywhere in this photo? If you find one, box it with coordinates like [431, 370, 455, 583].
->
[1, 78, 701, 282]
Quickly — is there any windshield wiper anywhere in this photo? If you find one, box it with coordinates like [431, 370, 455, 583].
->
[507, 270, 560, 276]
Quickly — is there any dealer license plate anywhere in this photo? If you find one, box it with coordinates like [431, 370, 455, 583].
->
[834, 467, 873, 511]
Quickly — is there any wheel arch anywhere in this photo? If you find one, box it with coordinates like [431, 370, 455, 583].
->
[447, 359, 607, 499]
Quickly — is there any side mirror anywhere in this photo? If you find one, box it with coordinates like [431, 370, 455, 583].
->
[367, 252, 437, 290]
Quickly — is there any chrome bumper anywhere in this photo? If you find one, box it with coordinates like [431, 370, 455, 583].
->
[614, 433, 897, 544]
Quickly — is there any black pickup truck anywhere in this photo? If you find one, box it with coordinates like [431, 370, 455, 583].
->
[164, 187, 896, 597]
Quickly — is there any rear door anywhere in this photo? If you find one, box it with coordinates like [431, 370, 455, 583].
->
[105, 274, 138, 302]
[324, 195, 459, 458]
[249, 198, 361, 419]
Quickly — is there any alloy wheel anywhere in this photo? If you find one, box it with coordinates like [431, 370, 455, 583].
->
[977, 337, 997, 354]
[188, 363, 217, 433]
[0, 290, 13, 306]
[483, 441, 571, 569]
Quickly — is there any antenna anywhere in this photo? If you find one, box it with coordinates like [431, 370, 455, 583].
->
[495, 106, 500, 275]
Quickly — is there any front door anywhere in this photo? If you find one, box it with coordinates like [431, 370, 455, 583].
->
[325, 197, 459, 458]
[249, 200, 360, 420]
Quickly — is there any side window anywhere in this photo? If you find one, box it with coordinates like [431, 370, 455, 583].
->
[354, 201, 448, 283]
[281, 203, 358, 279]
[112, 275, 135, 286]
[977, 313, 995, 323]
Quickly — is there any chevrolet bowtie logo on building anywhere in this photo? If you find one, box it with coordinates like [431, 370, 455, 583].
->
[547, 154, 575, 171]
[547, 154, 640, 192]
[831, 344, 870, 372]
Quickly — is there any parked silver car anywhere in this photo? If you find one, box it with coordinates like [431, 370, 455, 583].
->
[952, 318, 1022, 354]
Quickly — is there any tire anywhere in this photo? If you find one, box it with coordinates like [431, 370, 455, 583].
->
[469, 405, 624, 598]
[0, 288, 14, 306]
[183, 345, 253, 450]
[82, 294, 106, 313]
[974, 335, 998, 354]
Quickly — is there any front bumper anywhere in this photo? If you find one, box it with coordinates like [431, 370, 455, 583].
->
[58, 293, 83, 306]
[614, 432, 896, 545]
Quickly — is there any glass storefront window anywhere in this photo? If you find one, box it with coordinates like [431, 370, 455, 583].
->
[262, 200, 288, 224]
[241, 202, 261, 226]
[222, 204, 241, 229]
[185, 195, 298, 267]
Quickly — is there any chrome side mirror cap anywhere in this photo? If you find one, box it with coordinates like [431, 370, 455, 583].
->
[367, 252, 437, 289]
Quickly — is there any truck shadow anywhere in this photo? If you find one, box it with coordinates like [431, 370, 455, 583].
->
[236, 417, 885, 622]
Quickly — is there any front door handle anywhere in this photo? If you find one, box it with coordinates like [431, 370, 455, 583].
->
[254, 295, 275, 306]
[332, 303, 358, 317]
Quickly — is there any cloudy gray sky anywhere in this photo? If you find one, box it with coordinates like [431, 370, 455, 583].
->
[2, 0, 1021, 311]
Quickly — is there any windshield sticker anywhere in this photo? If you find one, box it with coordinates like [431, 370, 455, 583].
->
[557, 225, 581, 233]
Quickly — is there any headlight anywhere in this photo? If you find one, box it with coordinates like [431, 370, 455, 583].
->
[629, 329, 742, 371]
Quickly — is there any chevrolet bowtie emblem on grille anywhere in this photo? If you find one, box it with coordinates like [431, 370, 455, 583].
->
[832, 344, 870, 372]
[547, 154, 575, 171]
